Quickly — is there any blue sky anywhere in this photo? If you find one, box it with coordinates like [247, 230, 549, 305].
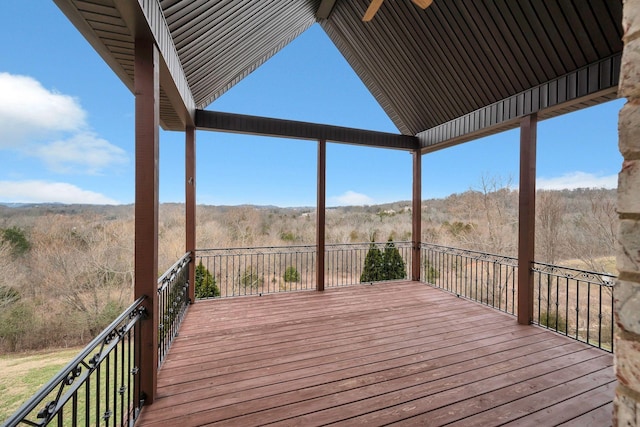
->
[0, 2, 624, 207]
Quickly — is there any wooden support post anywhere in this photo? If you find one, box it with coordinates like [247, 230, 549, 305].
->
[316, 139, 326, 291]
[412, 149, 422, 281]
[134, 37, 160, 403]
[186, 126, 196, 303]
[518, 113, 537, 325]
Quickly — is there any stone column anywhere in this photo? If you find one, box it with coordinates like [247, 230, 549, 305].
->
[615, 0, 640, 424]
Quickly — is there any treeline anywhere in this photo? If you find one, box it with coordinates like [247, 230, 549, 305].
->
[0, 187, 616, 352]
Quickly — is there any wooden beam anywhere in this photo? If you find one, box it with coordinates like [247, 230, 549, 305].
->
[363, 0, 384, 22]
[134, 37, 160, 403]
[317, 140, 326, 291]
[196, 110, 418, 151]
[412, 150, 422, 281]
[518, 113, 537, 325]
[185, 126, 196, 303]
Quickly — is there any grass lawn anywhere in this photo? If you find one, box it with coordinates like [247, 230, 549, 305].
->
[0, 347, 82, 423]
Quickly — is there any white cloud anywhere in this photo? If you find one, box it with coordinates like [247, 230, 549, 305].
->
[34, 132, 128, 174]
[329, 190, 374, 206]
[0, 73, 128, 174]
[0, 181, 118, 205]
[0, 73, 86, 146]
[537, 171, 617, 190]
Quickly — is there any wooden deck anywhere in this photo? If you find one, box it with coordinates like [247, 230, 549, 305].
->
[137, 281, 616, 426]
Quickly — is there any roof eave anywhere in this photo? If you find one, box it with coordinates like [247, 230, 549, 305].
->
[54, 0, 196, 130]
[417, 54, 621, 153]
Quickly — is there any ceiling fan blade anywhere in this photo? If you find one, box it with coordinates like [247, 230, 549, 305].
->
[412, 0, 433, 9]
[363, 0, 384, 21]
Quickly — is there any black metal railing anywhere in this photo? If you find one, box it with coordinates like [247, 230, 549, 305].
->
[419, 243, 615, 352]
[196, 245, 316, 297]
[325, 241, 412, 287]
[195, 241, 412, 297]
[157, 252, 191, 367]
[5, 243, 616, 427]
[532, 262, 615, 352]
[3, 297, 147, 427]
[420, 243, 518, 315]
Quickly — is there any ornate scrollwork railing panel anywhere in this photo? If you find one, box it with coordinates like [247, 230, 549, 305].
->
[420, 243, 518, 315]
[532, 261, 615, 352]
[157, 252, 191, 367]
[4, 297, 147, 427]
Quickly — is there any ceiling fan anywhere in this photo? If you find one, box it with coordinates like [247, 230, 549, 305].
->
[363, 0, 433, 21]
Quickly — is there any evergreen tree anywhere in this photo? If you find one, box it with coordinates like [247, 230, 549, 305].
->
[1, 226, 31, 256]
[360, 243, 384, 283]
[283, 266, 300, 282]
[241, 266, 263, 289]
[383, 238, 406, 280]
[195, 261, 220, 298]
[424, 259, 439, 283]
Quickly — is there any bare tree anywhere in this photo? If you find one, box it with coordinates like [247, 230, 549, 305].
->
[0, 242, 20, 312]
[223, 207, 262, 247]
[536, 190, 565, 264]
[445, 175, 517, 255]
[565, 189, 617, 273]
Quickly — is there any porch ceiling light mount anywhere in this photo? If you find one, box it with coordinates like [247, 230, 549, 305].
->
[363, 0, 433, 22]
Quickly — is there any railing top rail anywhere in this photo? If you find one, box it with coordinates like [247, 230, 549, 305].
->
[3, 296, 147, 426]
[196, 241, 413, 253]
[158, 252, 191, 292]
[196, 245, 316, 253]
[532, 261, 616, 285]
[420, 242, 519, 264]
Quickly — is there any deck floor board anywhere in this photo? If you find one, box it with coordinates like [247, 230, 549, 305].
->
[137, 281, 615, 427]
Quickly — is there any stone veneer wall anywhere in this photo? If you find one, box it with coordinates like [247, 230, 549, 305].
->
[616, 0, 640, 424]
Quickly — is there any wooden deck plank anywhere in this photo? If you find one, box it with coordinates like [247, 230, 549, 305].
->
[158, 314, 523, 392]
[501, 381, 617, 426]
[259, 347, 605, 426]
[136, 281, 615, 427]
[147, 328, 551, 416]
[145, 334, 566, 423]
[394, 363, 615, 426]
[444, 367, 615, 426]
[557, 402, 614, 427]
[157, 322, 533, 401]
[161, 307, 498, 375]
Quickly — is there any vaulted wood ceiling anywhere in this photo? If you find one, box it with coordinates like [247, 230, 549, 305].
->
[54, 0, 622, 152]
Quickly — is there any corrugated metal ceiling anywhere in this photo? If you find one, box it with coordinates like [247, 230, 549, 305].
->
[160, 0, 321, 108]
[319, 0, 622, 135]
[55, 0, 622, 145]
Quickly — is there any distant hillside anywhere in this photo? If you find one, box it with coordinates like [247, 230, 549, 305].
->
[0, 187, 615, 353]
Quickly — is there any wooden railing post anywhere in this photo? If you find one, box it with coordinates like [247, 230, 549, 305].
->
[134, 37, 160, 403]
[412, 149, 422, 281]
[186, 126, 196, 303]
[316, 139, 326, 291]
[518, 113, 537, 325]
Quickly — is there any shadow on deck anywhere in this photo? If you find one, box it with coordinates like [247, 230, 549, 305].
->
[137, 281, 615, 426]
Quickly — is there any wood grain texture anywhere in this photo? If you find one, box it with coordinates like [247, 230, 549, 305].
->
[137, 281, 615, 426]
